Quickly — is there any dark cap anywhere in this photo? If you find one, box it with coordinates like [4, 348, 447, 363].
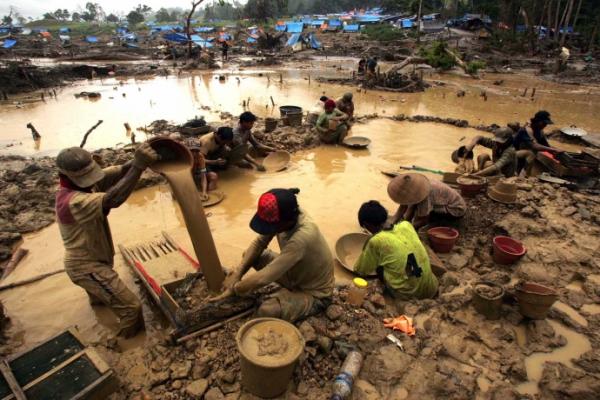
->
[250, 188, 300, 235]
[493, 128, 513, 143]
[532, 110, 553, 125]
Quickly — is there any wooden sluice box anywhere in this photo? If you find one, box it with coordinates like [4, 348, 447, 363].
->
[0, 329, 117, 400]
[119, 232, 254, 340]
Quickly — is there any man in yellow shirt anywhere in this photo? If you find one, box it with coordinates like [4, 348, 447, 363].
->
[354, 201, 438, 300]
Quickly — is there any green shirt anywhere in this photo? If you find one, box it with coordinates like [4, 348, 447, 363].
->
[354, 222, 438, 299]
[316, 109, 344, 129]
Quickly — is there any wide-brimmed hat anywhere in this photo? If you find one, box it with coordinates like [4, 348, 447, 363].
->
[56, 147, 104, 188]
[493, 128, 514, 143]
[387, 173, 431, 205]
[488, 179, 517, 204]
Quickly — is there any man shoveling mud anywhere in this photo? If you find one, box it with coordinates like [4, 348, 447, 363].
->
[355, 200, 438, 300]
[210, 188, 334, 322]
[231, 112, 275, 171]
[55, 144, 158, 338]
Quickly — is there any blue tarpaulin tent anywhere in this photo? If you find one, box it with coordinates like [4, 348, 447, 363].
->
[328, 19, 342, 27]
[286, 33, 301, 47]
[286, 22, 303, 33]
[2, 39, 17, 49]
[343, 24, 360, 32]
[247, 37, 257, 43]
[310, 20, 325, 27]
[191, 34, 214, 48]
[0, 27, 10, 34]
[116, 27, 129, 34]
[401, 19, 414, 28]
[163, 33, 188, 43]
[85, 36, 98, 43]
[356, 15, 382, 23]
[275, 24, 286, 32]
[309, 34, 321, 49]
[195, 27, 215, 33]
[59, 27, 71, 33]
[122, 33, 137, 41]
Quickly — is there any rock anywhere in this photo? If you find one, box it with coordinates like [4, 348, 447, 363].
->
[220, 382, 240, 394]
[520, 206, 537, 218]
[296, 381, 309, 395]
[561, 206, 577, 217]
[186, 379, 208, 397]
[448, 253, 469, 270]
[362, 345, 412, 385]
[299, 320, 317, 342]
[171, 380, 183, 390]
[205, 387, 225, 400]
[362, 300, 378, 315]
[221, 371, 236, 384]
[369, 293, 386, 308]
[316, 336, 333, 353]
[148, 371, 170, 387]
[326, 304, 344, 321]
[578, 206, 591, 220]
[352, 379, 381, 400]
[191, 363, 210, 379]
[170, 360, 192, 379]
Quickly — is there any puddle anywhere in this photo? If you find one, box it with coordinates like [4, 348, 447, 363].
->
[552, 301, 588, 327]
[580, 303, 600, 315]
[1, 68, 597, 156]
[516, 320, 591, 396]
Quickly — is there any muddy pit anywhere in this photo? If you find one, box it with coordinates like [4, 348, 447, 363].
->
[0, 65, 599, 400]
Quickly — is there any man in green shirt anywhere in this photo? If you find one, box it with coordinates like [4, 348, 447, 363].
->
[316, 99, 349, 144]
[354, 201, 438, 300]
[464, 128, 517, 177]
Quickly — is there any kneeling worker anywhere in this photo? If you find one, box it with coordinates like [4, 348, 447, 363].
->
[388, 173, 466, 230]
[211, 188, 334, 322]
[355, 201, 438, 300]
[55, 143, 158, 337]
[464, 128, 517, 177]
[316, 99, 349, 144]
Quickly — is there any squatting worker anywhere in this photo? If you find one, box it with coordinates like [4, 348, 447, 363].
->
[336, 92, 355, 119]
[55, 144, 158, 338]
[232, 111, 275, 171]
[190, 127, 235, 198]
[210, 188, 334, 322]
[513, 110, 563, 175]
[316, 99, 349, 144]
[464, 128, 518, 177]
[355, 201, 438, 299]
[389, 173, 466, 230]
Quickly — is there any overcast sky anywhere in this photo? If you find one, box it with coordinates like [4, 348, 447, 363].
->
[1, 1, 227, 19]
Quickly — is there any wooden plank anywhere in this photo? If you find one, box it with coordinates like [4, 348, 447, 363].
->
[83, 349, 110, 375]
[20, 351, 84, 391]
[6, 328, 82, 363]
[70, 372, 118, 400]
[0, 362, 25, 400]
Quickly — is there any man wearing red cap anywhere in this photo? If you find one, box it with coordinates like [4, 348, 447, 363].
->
[315, 99, 349, 144]
[211, 188, 334, 322]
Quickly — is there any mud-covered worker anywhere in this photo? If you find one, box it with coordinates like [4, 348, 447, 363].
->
[389, 173, 466, 230]
[355, 201, 438, 299]
[464, 128, 518, 177]
[366, 57, 378, 76]
[211, 188, 334, 322]
[336, 92, 355, 119]
[232, 111, 275, 172]
[513, 110, 563, 175]
[191, 127, 234, 198]
[316, 99, 349, 144]
[452, 145, 475, 174]
[55, 144, 158, 338]
[221, 40, 229, 61]
[358, 58, 366, 75]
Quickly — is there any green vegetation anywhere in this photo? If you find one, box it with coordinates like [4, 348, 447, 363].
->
[362, 24, 405, 41]
[419, 41, 456, 70]
[466, 60, 486, 74]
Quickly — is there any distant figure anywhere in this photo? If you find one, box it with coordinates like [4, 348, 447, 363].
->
[367, 57, 378, 76]
[336, 92, 355, 119]
[316, 99, 349, 144]
[222, 41, 229, 61]
[358, 58, 366, 75]
[190, 127, 235, 198]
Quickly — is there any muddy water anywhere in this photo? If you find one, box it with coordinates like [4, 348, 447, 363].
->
[516, 320, 592, 395]
[552, 301, 588, 327]
[1, 65, 599, 156]
[151, 151, 225, 292]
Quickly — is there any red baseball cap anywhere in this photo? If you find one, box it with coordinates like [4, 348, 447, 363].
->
[250, 188, 300, 235]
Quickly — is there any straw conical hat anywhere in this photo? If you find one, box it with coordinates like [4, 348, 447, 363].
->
[387, 173, 431, 205]
[487, 179, 517, 204]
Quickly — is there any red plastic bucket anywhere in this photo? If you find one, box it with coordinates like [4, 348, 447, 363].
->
[427, 227, 459, 253]
[493, 236, 526, 264]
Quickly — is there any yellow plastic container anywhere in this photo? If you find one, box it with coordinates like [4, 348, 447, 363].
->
[348, 277, 368, 306]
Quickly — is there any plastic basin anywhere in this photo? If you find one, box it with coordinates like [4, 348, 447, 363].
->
[147, 137, 192, 173]
[493, 236, 526, 265]
[515, 281, 558, 319]
[456, 175, 487, 197]
[427, 227, 459, 253]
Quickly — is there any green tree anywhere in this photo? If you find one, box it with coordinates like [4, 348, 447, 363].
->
[71, 12, 81, 22]
[43, 12, 57, 20]
[106, 13, 119, 23]
[127, 10, 145, 26]
[155, 7, 171, 22]
[136, 4, 152, 16]
[2, 14, 12, 25]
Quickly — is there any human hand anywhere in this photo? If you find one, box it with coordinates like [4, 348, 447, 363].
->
[214, 158, 227, 166]
[208, 287, 234, 303]
[133, 142, 158, 170]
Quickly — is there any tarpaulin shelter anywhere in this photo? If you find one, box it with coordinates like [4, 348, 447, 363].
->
[310, 20, 325, 27]
[401, 19, 414, 28]
[194, 27, 215, 33]
[2, 39, 17, 49]
[286, 33, 301, 47]
[121, 33, 137, 42]
[163, 33, 188, 43]
[356, 15, 382, 24]
[308, 33, 321, 49]
[275, 21, 286, 32]
[247, 37, 257, 43]
[116, 27, 129, 34]
[286, 22, 303, 33]
[59, 27, 71, 33]
[32, 28, 48, 33]
[85, 36, 98, 43]
[328, 19, 342, 27]
[40, 31, 51, 38]
[191, 35, 214, 48]
[343, 24, 360, 32]
[219, 32, 232, 41]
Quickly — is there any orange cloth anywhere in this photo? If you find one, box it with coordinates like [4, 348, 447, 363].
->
[383, 315, 416, 336]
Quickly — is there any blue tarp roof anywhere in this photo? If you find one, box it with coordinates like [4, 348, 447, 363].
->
[401, 19, 414, 28]
[163, 32, 188, 43]
[121, 33, 137, 41]
[0, 28, 9, 34]
[32, 28, 48, 33]
[328, 19, 342, 27]
[356, 15, 382, 23]
[85, 36, 98, 43]
[286, 33, 301, 47]
[286, 22, 303, 33]
[275, 24, 287, 32]
[2, 39, 17, 49]
[343, 24, 360, 32]
[220, 33, 232, 40]
[191, 34, 214, 48]
[116, 27, 129, 34]
[309, 33, 321, 49]
[195, 27, 215, 33]
[247, 37, 257, 43]
[59, 27, 70, 33]
[310, 20, 325, 26]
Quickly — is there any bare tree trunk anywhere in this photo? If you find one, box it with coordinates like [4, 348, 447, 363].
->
[554, 0, 562, 41]
[539, 0, 549, 30]
[186, 1, 204, 59]
[520, 7, 535, 53]
[571, 0, 583, 33]
[588, 25, 598, 52]
[417, 0, 423, 43]
[559, 0, 575, 46]
[547, 0, 553, 29]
